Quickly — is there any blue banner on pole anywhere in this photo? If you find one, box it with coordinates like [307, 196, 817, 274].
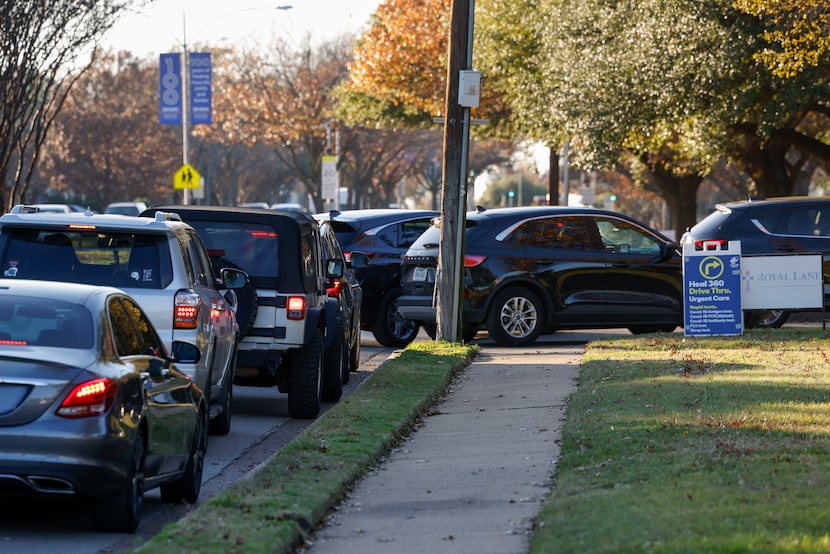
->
[189, 52, 212, 125]
[159, 53, 182, 125]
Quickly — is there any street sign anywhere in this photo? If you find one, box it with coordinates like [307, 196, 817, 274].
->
[159, 53, 182, 125]
[174, 164, 201, 189]
[683, 241, 743, 336]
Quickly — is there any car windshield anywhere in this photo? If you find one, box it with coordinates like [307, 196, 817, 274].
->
[0, 228, 171, 289]
[0, 295, 93, 349]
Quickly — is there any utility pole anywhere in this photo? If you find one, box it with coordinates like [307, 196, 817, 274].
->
[436, 0, 475, 342]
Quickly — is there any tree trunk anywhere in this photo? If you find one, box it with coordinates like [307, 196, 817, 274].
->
[548, 145, 560, 206]
[648, 159, 702, 240]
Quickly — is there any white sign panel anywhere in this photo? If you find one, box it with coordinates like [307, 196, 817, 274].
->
[741, 254, 823, 310]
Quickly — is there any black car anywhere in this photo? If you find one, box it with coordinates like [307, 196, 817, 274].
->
[398, 206, 683, 346]
[319, 219, 367, 379]
[315, 209, 438, 347]
[680, 196, 830, 328]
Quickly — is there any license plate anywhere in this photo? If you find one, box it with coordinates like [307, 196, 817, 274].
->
[412, 267, 429, 281]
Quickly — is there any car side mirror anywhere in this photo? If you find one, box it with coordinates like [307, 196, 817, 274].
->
[220, 267, 249, 289]
[326, 258, 344, 279]
[349, 251, 370, 269]
[171, 341, 201, 364]
[661, 241, 679, 259]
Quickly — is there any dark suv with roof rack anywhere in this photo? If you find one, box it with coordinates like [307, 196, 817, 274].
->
[143, 205, 346, 419]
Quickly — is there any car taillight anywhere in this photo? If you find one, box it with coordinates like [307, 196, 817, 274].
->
[695, 239, 728, 251]
[464, 255, 487, 268]
[57, 378, 116, 418]
[175, 292, 201, 329]
[327, 280, 342, 298]
[287, 296, 306, 320]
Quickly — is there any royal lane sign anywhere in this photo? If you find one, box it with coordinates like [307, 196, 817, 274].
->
[741, 254, 823, 311]
[683, 241, 743, 337]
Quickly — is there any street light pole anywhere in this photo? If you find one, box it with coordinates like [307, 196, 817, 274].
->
[181, 11, 190, 205]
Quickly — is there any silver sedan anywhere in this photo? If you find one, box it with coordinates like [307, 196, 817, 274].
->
[0, 280, 207, 533]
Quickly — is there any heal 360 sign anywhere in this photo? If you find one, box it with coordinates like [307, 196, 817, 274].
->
[159, 52, 212, 125]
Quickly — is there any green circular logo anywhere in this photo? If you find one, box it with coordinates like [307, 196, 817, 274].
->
[698, 256, 724, 280]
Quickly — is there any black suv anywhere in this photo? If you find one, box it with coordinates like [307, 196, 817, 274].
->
[315, 209, 438, 347]
[681, 196, 830, 328]
[143, 206, 345, 419]
[398, 206, 683, 346]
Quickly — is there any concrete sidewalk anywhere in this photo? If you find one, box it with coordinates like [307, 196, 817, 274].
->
[305, 344, 583, 554]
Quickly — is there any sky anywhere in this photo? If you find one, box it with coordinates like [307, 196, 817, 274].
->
[101, 1, 383, 57]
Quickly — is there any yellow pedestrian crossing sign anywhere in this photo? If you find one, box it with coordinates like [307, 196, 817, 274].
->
[174, 163, 201, 189]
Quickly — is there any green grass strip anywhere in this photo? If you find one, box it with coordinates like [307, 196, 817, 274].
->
[530, 328, 830, 554]
[138, 340, 477, 554]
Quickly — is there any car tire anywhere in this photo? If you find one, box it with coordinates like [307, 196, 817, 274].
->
[462, 323, 480, 342]
[92, 432, 145, 533]
[160, 404, 207, 504]
[348, 325, 360, 375]
[745, 309, 790, 329]
[371, 288, 420, 347]
[322, 316, 346, 402]
[486, 287, 544, 347]
[211, 256, 258, 338]
[208, 349, 234, 436]
[287, 328, 323, 419]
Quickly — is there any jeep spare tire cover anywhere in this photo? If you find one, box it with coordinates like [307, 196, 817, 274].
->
[212, 256, 258, 338]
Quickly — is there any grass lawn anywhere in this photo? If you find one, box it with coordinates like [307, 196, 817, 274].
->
[138, 341, 477, 553]
[530, 328, 830, 553]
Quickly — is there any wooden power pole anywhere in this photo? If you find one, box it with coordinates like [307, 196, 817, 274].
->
[436, 0, 476, 342]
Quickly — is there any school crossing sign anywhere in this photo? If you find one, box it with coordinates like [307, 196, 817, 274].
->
[683, 241, 743, 336]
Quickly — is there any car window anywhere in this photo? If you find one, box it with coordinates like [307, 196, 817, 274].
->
[186, 220, 280, 279]
[0, 228, 171, 289]
[399, 219, 433, 248]
[109, 296, 163, 357]
[508, 216, 592, 250]
[596, 217, 663, 256]
[502, 216, 591, 250]
[774, 208, 830, 237]
[0, 295, 93, 349]
[183, 230, 213, 287]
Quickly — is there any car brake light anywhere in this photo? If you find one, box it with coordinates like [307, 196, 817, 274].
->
[175, 292, 201, 329]
[464, 255, 487, 268]
[57, 378, 116, 418]
[327, 280, 342, 298]
[287, 296, 306, 320]
[695, 239, 728, 251]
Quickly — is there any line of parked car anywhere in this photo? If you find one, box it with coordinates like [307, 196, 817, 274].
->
[0, 196, 823, 534]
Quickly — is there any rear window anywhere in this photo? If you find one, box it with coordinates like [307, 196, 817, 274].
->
[0, 296, 93, 349]
[0, 228, 172, 289]
[186, 221, 280, 279]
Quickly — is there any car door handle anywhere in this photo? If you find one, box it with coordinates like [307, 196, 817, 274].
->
[211, 302, 226, 311]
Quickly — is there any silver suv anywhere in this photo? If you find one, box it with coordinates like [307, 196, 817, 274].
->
[0, 205, 247, 435]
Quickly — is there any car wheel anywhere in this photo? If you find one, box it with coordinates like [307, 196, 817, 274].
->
[348, 325, 360, 374]
[486, 287, 544, 347]
[322, 316, 345, 402]
[208, 350, 234, 436]
[287, 328, 323, 419]
[745, 309, 790, 329]
[211, 257, 258, 338]
[462, 323, 480, 343]
[92, 433, 145, 533]
[160, 404, 208, 504]
[371, 288, 420, 347]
